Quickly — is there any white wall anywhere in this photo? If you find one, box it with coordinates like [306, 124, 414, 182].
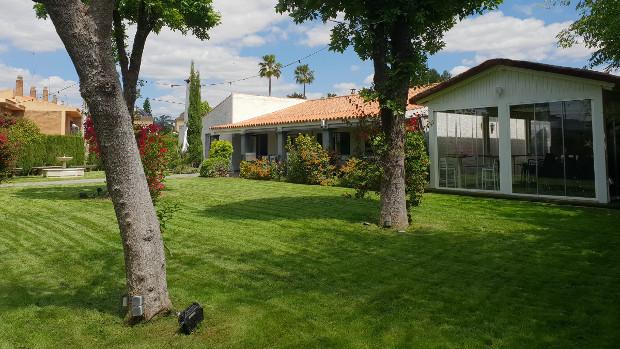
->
[202, 93, 305, 159]
[423, 66, 612, 203]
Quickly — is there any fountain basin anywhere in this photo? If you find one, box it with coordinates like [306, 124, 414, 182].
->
[43, 167, 85, 178]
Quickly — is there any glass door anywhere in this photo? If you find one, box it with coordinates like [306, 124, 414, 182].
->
[605, 91, 620, 200]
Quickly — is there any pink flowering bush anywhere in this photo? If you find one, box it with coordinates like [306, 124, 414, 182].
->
[84, 116, 170, 201]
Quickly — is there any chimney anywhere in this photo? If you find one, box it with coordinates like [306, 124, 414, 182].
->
[15, 76, 24, 97]
[30, 86, 37, 99]
[52, 95, 58, 104]
[43, 87, 49, 102]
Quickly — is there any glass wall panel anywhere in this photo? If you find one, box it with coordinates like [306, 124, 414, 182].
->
[436, 107, 499, 191]
[510, 100, 594, 198]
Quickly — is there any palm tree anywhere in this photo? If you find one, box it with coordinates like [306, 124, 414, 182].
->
[258, 54, 283, 96]
[294, 64, 315, 98]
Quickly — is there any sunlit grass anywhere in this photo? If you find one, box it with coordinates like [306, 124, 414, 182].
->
[0, 177, 618, 348]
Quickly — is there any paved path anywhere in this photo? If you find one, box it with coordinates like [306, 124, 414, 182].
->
[0, 173, 199, 188]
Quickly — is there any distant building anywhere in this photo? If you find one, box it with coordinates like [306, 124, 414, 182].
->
[0, 76, 82, 135]
[175, 112, 185, 133]
[133, 108, 154, 127]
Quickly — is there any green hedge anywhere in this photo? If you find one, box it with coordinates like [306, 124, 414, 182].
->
[17, 135, 85, 174]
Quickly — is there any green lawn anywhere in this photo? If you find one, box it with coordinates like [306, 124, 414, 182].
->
[6, 170, 106, 183]
[0, 178, 618, 348]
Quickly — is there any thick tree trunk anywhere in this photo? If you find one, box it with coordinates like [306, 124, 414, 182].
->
[37, 0, 171, 321]
[371, 22, 409, 230]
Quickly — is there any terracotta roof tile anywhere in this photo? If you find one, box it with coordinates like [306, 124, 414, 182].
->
[211, 85, 435, 130]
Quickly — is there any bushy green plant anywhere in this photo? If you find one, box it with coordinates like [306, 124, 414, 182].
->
[209, 140, 233, 160]
[339, 157, 382, 198]
[7, 118, 42, 147]
[404, 131, 430, 208]
[285, 134, 334, 185]
[15, 135, 85, 174]
[240, 159, 275, 180]
[199, 157, 230, 177]
[340, 131, 429, 214]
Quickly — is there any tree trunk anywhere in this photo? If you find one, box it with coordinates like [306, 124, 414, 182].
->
[37, 0, 171, 321]
[371, 21, 409, 230]
[268, 77, 272, 96]
[303, 83, 306, 98]
[113, 0, 151, 117]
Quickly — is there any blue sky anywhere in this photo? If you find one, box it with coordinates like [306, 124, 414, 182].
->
[0, 0, 601, 117]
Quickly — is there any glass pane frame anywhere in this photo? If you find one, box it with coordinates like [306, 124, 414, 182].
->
[435, 106, 500, 191]
[509, 99, 595, 198]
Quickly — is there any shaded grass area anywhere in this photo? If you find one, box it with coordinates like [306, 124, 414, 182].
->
[0, 177, 619, 348]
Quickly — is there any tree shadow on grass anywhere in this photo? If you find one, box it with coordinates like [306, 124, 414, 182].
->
[201, 195, 380, 224]
[10, 185, 108, 201]
[0, 248, 126, 318]
[189, 194, 620, 347]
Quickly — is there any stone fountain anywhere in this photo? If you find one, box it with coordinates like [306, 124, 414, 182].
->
[42, 155, 85, 178]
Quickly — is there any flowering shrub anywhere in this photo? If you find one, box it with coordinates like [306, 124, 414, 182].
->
[137, 124, 169, 200]
[84, 116, 170, 201]
[0, 131, 17, 182]
[286, 134, 334, 185]
[240, 159, 276, 180]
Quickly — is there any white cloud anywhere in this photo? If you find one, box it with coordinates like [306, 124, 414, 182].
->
[0, 0, 64, 52]
[350, 65, 360, 72]
[449, 65, 470, 76]
[444, 11, 593, 64]
[363, 74, 374, 85]
[240, 35, 266, 47]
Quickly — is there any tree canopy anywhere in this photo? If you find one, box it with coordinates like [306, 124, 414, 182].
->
[35, 0, 220, 115]
[258, 54, 283, 96]
[294, 64, 315, 98]
[558, 0, 620, 71]
[276, 0, 501, 229]
[143, 97, 152, 115]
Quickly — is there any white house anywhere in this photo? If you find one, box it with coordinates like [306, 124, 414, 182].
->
[207, 86, 432, 171]
[202, 93, 306, 169]
[412, 59, 620, 204]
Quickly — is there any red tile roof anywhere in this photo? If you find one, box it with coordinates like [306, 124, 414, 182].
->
[211, 85, 435, 130]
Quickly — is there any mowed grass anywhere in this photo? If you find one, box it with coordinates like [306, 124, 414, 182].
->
[5, 170, 106, 184]
[0, 177, 619, 348]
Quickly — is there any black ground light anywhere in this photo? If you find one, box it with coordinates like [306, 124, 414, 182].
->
[178, 303, 204, 334]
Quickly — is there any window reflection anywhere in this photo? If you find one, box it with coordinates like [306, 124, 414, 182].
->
[510, 100, 594, 198]
[436, 107, 499, 191]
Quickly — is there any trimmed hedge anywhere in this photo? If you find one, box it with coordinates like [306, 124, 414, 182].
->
[17, 135, 85, 173]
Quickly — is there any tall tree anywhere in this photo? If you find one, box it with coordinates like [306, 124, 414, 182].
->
[33, 0, 171, 321]
[258, 54, 283, 96]
[276, 0, 501, 229]
[557, 0, 620, 71]
[35, 0, 220, 115]
[155, 114, 174, 133]
[294, 64, 315, 98]
[187, 62, 203, 166]
[143, 97, 152, 115]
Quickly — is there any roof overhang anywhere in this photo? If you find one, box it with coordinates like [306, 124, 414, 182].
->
[411, 58, 620, 104]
